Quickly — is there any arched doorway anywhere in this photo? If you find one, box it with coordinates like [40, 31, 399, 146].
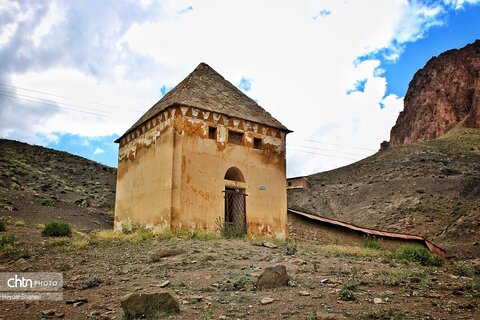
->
[224, 167, 247, 236]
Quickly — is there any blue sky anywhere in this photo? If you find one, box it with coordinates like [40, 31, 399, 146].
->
[382, 3, 480, 97]
[0, 0, 479, 176]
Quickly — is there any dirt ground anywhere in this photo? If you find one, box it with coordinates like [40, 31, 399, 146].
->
[1, 223, 479, 320]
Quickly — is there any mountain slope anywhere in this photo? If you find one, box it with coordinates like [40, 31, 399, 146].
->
[386, 39, 480, 148]
[0, 139, 116, 230]
[288, 125, 480, 258]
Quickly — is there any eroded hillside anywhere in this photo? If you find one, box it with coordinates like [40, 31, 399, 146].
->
[288, 126, 480, 259]
[0, 139, 116, 230]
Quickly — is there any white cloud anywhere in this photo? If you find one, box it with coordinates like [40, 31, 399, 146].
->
[93, 147, 105, 155]
[0, 0, 461, 176]
[444, 0, 480, 10]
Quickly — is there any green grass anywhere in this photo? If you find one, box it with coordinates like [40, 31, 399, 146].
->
[0, 218, 6, 232]
[41, 198, 57, 207]
[364, 308, 407, 320]
[361, 237, 382, 250]
[42, 221, 72, 237]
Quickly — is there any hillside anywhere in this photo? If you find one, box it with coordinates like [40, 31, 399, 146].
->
[288, 125, 480, 259]
[0, 139, 116, 230]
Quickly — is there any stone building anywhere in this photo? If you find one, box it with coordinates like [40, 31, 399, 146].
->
[114, 63, 291, 238]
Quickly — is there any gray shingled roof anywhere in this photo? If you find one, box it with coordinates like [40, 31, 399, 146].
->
[118, 63, 290, 140]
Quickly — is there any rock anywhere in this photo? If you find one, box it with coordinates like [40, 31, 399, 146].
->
[120, 291, 180, 318]
[159, 280, 170, 288]
[315, 313, 348, 320]
[42, 310, 56, 316]
[256, 265, 289, 290]
[150, 249, 184, 262]
[262, 241, 278, 249]
[373, 298, 384, 304]
[299, 290, 311, 296]
[66, 298, 88, 305]
[260, 297, 274, 305]
[15, 258, 30, 272]
[320, 279, 329, 284]
[386, 40, 480, 149]
[289, 258, 306, 265]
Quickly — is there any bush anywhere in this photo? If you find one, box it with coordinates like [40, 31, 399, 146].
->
[0, 235, 17, 247]
[392, 245, 444, 266]
[215, 217, 246, 239]
[42, 221, 72, 237]
[0, 218, 6, 232]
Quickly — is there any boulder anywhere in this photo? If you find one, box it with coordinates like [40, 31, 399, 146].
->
[256, 265, 289, 290]
[120, 291, 180, 318]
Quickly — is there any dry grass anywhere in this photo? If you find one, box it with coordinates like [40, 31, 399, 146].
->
[48, 237, 71, 247]
[35, 223, 45, 230]
[71, 238, 90, 249]
[91, 230, 125, 243]
[318, 244, 380, 257]
[14, 220, 26, 227]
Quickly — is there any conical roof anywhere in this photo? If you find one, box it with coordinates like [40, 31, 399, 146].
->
[118, 63, 290, 141]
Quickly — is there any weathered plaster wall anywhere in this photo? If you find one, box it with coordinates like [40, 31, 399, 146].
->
[173, 106, 288, 238]
[114, 105, 288, 238]
[114, 109, 176, 232]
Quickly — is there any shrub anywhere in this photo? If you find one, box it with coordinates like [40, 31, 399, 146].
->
[391, 245, 444, 266]
[42, 221, 72, 237]
[338, 267, 360, 301]
[338, 287, 356, 301]
[0, 218, 6, 232]
[0, 235, 17, 247]
[215, 217, 246, 239]
[233, 274, 253, 290]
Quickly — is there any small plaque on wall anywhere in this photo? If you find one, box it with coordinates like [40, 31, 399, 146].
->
[259, 185, 266, 191]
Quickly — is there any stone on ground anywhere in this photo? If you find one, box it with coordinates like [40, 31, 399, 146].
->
[256, 265, 289, 290]
[120, 291, 180, 318]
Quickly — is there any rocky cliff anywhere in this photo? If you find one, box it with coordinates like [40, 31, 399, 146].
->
[386, 39, 480, 148]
